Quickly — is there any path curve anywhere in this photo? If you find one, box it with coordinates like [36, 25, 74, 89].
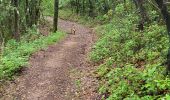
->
[1, 18, 98, 100]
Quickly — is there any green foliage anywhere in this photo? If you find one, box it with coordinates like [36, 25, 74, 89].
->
[90, 7, 170, 100]
[42, 0, 71, 16]
[59, 0, 70, 8]
[42, 0, 54, 16]
[57, 0, 131, 25]
[0, 29, 65, 80]
[0, 1, 15, 40]
[59, 8, 102, 27]
[0, 0, 42, 41]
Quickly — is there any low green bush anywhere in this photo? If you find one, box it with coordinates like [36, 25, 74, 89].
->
[0, 29, 65, 80]
[90, 4, 170, 100]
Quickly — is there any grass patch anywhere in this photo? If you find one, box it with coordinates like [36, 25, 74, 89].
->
[0, 31, 66, 80]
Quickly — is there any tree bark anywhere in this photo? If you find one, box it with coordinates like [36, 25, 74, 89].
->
[89, 0, 94, 17]
[82, 0, 85, 14]
[14, 0, 20, 41]
[53, 0, 59, 32]
[134, 0, 149, 31]
[25, 0, 29, 26]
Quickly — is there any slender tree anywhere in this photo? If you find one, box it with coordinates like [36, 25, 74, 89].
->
[13, 0, 20, 41]
[25, 0, 29, 26]
[134, 0, 149, 30]
[89, 0, 94, 17]
[76, 0, 80, 14]
[53, 0, 59, 32]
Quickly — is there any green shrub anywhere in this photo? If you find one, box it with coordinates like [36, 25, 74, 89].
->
[91, 9, 170, 99]
[0, 30, 65, 80]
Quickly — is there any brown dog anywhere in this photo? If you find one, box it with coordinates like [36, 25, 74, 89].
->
[71, 24, 76, 35]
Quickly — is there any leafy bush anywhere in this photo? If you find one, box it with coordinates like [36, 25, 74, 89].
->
[42, 0, 71, 16]
[90, 8, 170, 99]
[42, 0, 54, 16]
[0, 29, 65, 80]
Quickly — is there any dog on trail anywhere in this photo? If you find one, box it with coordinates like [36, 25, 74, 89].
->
[71, 24, 76, 35]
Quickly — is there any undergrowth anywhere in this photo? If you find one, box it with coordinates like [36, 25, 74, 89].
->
[0, 28, 65, 80]
[90, 4, 170, 100]
[42, 0, 106, 27]
[59, 8, 107, 27]
[42, 0, 54, 16]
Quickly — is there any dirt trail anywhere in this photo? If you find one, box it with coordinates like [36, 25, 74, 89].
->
[1, 18, 98, 100]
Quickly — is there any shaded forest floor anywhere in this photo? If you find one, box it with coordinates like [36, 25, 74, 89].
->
[0, 18, 99, 100]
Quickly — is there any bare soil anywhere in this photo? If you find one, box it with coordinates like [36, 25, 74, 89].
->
[0, 18, 99, 100]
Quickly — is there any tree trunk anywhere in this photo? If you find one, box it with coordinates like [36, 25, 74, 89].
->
[35, 0, 41, 25]
[89, 0, 94, 17]
[14, 0, 20, 41]
[134, 0, 149, 31]
[53, 0, 59, 32]
[76, 0, 80, 14]
[82, 0, 85, 14]
[25, 0, 29, 27]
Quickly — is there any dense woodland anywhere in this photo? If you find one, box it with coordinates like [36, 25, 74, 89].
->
[0, 0, 41, 41]
[60, 0, 170, 99]
[0, 0, 61, 79]
[1, 0, 170, 99]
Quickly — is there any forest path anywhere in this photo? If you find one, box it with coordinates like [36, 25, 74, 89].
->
[1, 17, 98, 100]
